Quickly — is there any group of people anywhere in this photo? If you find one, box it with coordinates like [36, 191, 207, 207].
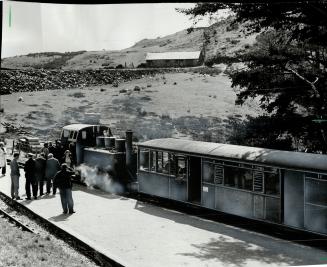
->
[8, 141, 77, 215]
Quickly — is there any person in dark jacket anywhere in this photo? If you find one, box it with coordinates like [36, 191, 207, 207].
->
[10, 153, 21, 200]
[24, 153, 37, 200]
[45, 153, 60, 195]
[53, 163, 75, 214]
[53, 141, 62, 162]
[68, 142, 76, 167]
[48, 142, 56, 155]
[35, 153, 46, 196]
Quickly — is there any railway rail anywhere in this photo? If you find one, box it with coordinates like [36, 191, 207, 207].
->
[0, 190, 123, 267]
[0, 206, 35, 233]
[0, 198, 36, 233]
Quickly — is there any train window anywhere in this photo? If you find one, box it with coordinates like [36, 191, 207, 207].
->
[162, 152, 169, 174]
[177, 157, 187, 180]
[203, 162, 214, 183]
[162, 153, 176, 176]
[157, 152, 163, 173]
[305, 179, 327, 207]
[168, 154, 177, 176]
[320, 174, 327, 180]
[224, 166, 253, 190]
[81, 131, 87, 140]
[150, 151, 156, 172]
[73, 131, 78, 140]
[265, 172, 280, 195]
[214, 165, 224, 184]
[224, 166, 236, 187]
[139, 149, 149, 171]
[69, 131, 75, 139]
[253, 171, 264, 192]
[63, 130, 69, 138]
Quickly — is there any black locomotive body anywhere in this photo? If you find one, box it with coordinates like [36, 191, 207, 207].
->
[62, 124, 327, 236]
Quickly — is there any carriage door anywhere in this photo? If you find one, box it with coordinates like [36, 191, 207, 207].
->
[284, 170, 304, 229]
[188, 156, 202, 204]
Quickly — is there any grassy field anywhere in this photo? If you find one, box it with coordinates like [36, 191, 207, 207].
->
[0, 71, 261, 143]
[0, 217, 96, 267]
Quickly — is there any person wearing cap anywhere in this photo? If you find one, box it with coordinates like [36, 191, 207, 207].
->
[24, 153, 37, 200]
[48, 142, 55, 155]
[0, 142, 7, 177]
[53, 163, 75, 214]
[35, 153, 46, 196]
[10, 153, 21, 200]
[45, 153, 60, 195]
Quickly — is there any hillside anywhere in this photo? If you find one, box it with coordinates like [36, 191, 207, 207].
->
[1, 17, 257, 70]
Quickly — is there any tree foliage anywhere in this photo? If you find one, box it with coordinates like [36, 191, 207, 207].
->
[179, 2, 327, 152]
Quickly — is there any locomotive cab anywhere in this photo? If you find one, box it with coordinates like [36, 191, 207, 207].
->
[60, 124, 112, 165]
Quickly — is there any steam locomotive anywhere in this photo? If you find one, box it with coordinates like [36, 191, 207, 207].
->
[61, 124, 327, 236]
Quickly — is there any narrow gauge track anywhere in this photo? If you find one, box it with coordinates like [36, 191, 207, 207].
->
[0, 206, 35, 233]
[0, 191, 123, 267]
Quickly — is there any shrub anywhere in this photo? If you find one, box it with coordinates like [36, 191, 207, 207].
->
[68, 92, 85, 98]
[231, 39, 240, 45]
[137, 63, 147, 68]
[160, 113, 171, 119]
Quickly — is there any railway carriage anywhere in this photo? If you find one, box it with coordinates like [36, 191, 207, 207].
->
[54, 124, 327, 236]
[137, 138, 327, 235]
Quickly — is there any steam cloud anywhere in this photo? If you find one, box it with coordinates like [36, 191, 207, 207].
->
[77, 164, 124, 194]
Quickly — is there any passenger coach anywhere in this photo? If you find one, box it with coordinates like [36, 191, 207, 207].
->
[137, 138, 327, 235]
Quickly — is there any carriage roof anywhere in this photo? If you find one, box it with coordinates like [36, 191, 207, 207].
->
[139, 138, 327, 172]
[62, 124, 106, 131]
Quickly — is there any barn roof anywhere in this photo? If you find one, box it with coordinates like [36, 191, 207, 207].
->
[139, 138, 327, 172]
[145, 51, 201, 60]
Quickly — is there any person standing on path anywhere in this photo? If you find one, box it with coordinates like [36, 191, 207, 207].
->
[24, 153, 37, 200]
[0, 142, 7, 177]
[53, 163, 75, 214]
[35, 153, 46, 196]
[10, 153, 21, 200]
[45, 153, 60, 195]
[62, 150, 73, 168]
[40, 143, 49, 160]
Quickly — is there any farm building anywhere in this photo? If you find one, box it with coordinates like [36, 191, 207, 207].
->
[145, 51, 203, 68]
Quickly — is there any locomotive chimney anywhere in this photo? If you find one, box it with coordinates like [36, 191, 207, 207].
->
[125, 130, 133, 168]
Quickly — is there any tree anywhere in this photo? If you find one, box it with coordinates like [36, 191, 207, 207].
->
[179, 2, 327, 152]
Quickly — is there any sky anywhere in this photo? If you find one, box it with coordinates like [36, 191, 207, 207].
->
[1, 2, 226, 58]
